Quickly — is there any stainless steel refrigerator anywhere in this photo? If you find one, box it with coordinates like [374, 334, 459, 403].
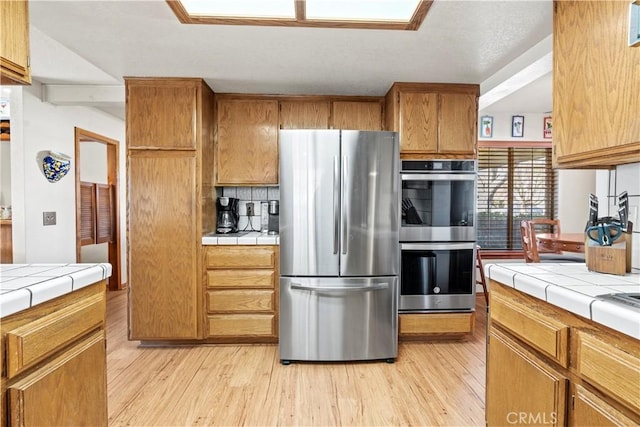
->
[279, 129, 400, 363]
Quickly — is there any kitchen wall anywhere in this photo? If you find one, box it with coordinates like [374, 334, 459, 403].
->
[0, 142, 10, 206]
[9, 83, 127, 284]
[595, 162, 640, 271]
[219, 186, 280, 232]
[478, 112, 551, 142]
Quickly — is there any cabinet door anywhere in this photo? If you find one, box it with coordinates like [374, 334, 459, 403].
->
[439, 93, 476, 154]
[126, 80, 197, 149]
[486, 329, 568, 426]
[280, 100, 330, 129]
[553, 1, 640, 167]
[0, 0, 30, 85]
[216, 99, 279, 185]
[398, 92, 438, 153]
[571, 384, 640, 426]
[8, 331, 107, 427]
[128, 151, 200, 339]
[331, 101, 383, 131]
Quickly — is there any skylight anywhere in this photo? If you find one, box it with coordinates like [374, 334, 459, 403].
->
[168, 0, 432, 31]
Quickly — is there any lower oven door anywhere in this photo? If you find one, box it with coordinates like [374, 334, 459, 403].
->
[400, 242, 476, 311]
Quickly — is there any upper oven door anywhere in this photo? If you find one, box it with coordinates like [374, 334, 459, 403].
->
[400, 173, 476, 242]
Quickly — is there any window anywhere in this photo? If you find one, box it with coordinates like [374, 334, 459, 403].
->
[477, 143, 556, 251]
[167, 0, 431, 31]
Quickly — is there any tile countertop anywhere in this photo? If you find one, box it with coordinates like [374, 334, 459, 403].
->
[202, 231, 279, 245]
[0, 263, 112, 318]
[485, 262, 640, 340]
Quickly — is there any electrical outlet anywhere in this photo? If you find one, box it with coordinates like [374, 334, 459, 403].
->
[43, 211, 56, 226]
[246, 202, 254, 217]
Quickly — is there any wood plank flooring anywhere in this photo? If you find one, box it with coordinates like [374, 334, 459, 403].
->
[106, 291, 487, 426]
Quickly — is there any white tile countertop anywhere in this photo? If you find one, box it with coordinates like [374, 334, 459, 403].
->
[485, 262, 640, 340]
[202, 231, 279, 245]
[0, 263, 112, 318]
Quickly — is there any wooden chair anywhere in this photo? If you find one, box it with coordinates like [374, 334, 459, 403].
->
[528, 219, 562, 254]
[520, 220, 540, 262]
[520, 219, 584, 263]
[475, 245, 489, 307]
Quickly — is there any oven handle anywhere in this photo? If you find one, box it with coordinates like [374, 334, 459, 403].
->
[401, 242, 476, 251]
[401, 173, 476, 181]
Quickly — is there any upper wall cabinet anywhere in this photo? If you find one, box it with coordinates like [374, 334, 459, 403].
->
[331, 100, 384, 131]
[215, 98, 279, 185]
[279, 100, 330, 129]
[0, 0, 31, 85]
[127, 82, 198, 149]
[553, 1, 640, 168]
[385, 83, 479, 158]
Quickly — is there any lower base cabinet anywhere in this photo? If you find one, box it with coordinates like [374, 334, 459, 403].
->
[203, 245, 278, 342]
[487, 281, 640, 425]
[399, 312, 475, 339]
[486, 329, 567, 426]
[1, 282, 108, 426]
[7, 331, 107, 426]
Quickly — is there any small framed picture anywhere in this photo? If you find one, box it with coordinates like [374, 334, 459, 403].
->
[543, 116, 552, 139]
[479, 115, 493, 138]
[512, 115, 524, 137]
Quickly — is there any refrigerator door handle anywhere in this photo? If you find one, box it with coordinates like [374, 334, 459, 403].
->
[333, 156, 340, 254]
[290, 283, 389, 292]
[341, 155, 349, 255]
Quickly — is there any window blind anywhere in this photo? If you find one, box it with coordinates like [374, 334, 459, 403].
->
[477, 146, 556, 250]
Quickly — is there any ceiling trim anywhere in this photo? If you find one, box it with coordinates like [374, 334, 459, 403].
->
[479, 35, 553, 111]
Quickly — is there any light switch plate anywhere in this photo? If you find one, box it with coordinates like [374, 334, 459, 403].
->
[43, 211, 56, 226]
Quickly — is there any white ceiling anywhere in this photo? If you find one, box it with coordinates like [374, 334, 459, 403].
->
[27, 0, 553, 120]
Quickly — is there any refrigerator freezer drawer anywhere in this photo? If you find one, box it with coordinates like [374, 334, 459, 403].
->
[279, 276, 398, 362]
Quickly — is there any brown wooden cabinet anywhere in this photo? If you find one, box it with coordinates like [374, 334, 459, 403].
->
[215, 98, 279, 185]
[203, 245, 278, 342]
[487, 281, 640, 425]
[0, 0, 30, 85]
[1, 282, 107, 426]
[399, 312, 475, 339]
[553, 0, 640, 168]
[125, 78, 215, 341]
[279, 100, 330, 129]
[331, 100, 383, 130]
[0, 220, 12, 263]
[385, 83, 478, 158]
[486, 328, 568, 426]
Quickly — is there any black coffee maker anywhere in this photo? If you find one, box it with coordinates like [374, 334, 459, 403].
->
[216, 197, 239, 233]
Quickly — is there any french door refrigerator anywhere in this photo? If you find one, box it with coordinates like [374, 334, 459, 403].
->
[279, 129, 400, 363]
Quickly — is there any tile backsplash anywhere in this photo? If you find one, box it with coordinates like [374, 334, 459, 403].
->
[597, 162, 640, 270]
[218, 186, 279, 232]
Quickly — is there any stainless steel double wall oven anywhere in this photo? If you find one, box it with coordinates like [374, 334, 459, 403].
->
[399, 160, 477, 312]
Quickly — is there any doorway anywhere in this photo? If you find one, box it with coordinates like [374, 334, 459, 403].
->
[74, 127, 122, 290]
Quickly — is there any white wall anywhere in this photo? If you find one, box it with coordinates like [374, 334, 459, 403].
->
[0, 142, 10, 206]
[478, 112, 551, 142]
[10, 82, 127, 284]
[557, 169, 597, 233]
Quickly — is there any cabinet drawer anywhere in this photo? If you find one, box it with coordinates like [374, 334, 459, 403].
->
[205, 246, 275, 269]
[207, 290, 274, 313]
[577, 331, 640, 414]
[399, 312, 474, 335]
[207, 314, 275, 337]
[4, 293, 105, 379]
[206, 269, 274, 289]
[490, 291, 569, 367]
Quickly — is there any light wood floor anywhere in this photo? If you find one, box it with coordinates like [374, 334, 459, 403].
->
[106, 291, 487, 426]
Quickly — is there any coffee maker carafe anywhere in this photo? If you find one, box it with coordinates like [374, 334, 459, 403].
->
[217, 197, 239, 233]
